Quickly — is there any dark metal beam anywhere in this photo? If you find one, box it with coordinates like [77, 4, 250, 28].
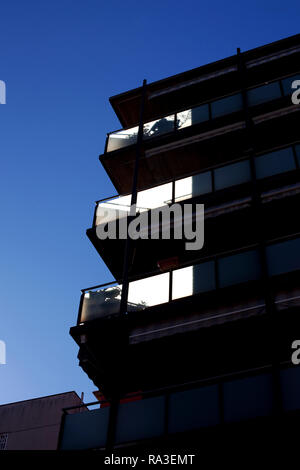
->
[119, 79, 147, 318]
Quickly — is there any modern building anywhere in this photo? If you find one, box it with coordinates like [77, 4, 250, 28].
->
[0, 392, 83, 450]
[59, 33, 300, 452]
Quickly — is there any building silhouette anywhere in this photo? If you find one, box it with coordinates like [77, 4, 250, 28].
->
[59, 33, 300, 453]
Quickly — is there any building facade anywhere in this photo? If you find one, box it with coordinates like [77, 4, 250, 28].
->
[0, 392, 83, 450]
[60, 34, 300, 452]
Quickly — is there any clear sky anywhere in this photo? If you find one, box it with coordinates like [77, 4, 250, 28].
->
[0, 0, 299, 405]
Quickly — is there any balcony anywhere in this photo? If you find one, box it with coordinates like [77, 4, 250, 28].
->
[88, 144, 300, 278]
[70, 234, 300, 396]
[77, 235, 300, 325]
[59, 363, 300, 450]
[107, 76, 300, 153]
[101, 73, 300, 194]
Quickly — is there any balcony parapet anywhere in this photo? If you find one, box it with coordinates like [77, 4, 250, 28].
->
[105, 73, 300, 154]
[77, 235, 300, 326]
[95, 143, 300, 228]
[59, 362, 300, 450]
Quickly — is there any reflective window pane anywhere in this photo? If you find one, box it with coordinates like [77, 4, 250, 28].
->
[80, 285, 123, 322]
[211, 93, 243, 118]
[95, 194, 132, 226]
[60, 408, 109, 450]
[169, 385, 219, 433]
[280, 366, 300, 411]
[223, 373, 273, 423]
[294, 144, 300, 167]
[218, 249, 261, 288]
[177, 109, 192, 129]
[177, 105, 209, 129]
[143, 115, 175, 139]
[96, 183, 173, 227]
[214, 160, 251, 191]
[137, 182, 172, 210]
[172, 261, 215, 300]
[255, 147, 296, 179]
[267, 238, 300, 276]
[175, 172, 212, 202]
[107, 127, 138, 152]
[115, 397, 165, 444]
[247, 81, 281, 106]
[281, 74, 300, 96]
[191, 104, 210, 124]
[128, 272, 170, 308]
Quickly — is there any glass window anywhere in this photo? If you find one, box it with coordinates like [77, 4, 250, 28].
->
[96, 183, 173, 227]
[169, 385, 219, 433]
[267, 238, 300, 276]
[255, 147, 296, 179]
[294, 144, 300, 167]
[128, 272, 170, 308]
[115, 396, 165, 444]
[95, 194, 132, 226]
[60, 408, 109, 450]
[177, 104, 209, 129]
[137, 182, 172, 210]
[172, 261, 215, 300]
[191, 104, 210, 125]
[175, 172, 212, 202]
[143, 115, 175, 139]
[223, 373, 273, 423]
[107, 126, 138, 152]
[211, 93, 243, 118]
[177, 109, 192, 129]
[214, 160, 251, 191]
[218, 249, 261, 288]
[280, 366, 300, 411]
[281, 74, 300, 96]
[80, 285, 123, 322]
[247, 81, 281, 107]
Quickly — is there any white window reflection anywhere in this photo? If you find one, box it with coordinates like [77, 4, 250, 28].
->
[128, 273, 170, 307]
[96, 183, 173, 226]
[96, 194, 132, 225]
[81, 286, 122, 322]
[172, 262, 215, 300]
[137, 182, 173, 209]
[177, 110, 192, 129]
[172, 265, 194, 299]
[175, 172, 212, 202]
[143, 115, 175, 139]
[107, 126, 139, 152]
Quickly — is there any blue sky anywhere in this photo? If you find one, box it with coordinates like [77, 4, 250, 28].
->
[0, 0, 299, 405]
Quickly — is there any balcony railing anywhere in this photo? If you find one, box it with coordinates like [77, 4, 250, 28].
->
[59, 362, 300, 450]
[95, 143, 300, 227]
[78, 236, 300, 324]
[106, 73, 300, 153]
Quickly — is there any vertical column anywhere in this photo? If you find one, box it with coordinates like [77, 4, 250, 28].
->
[119, 79, 147, 317]
[236, 48, 282, 417]
[105, 396, 119, 452]
[105, 80, 148, 451]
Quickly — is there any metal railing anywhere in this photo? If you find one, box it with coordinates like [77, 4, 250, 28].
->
[105, 73, 300, 153]
[94, 143, 300, 228]
[77, 235, 300, 325]
[59, 361, 300, 450]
